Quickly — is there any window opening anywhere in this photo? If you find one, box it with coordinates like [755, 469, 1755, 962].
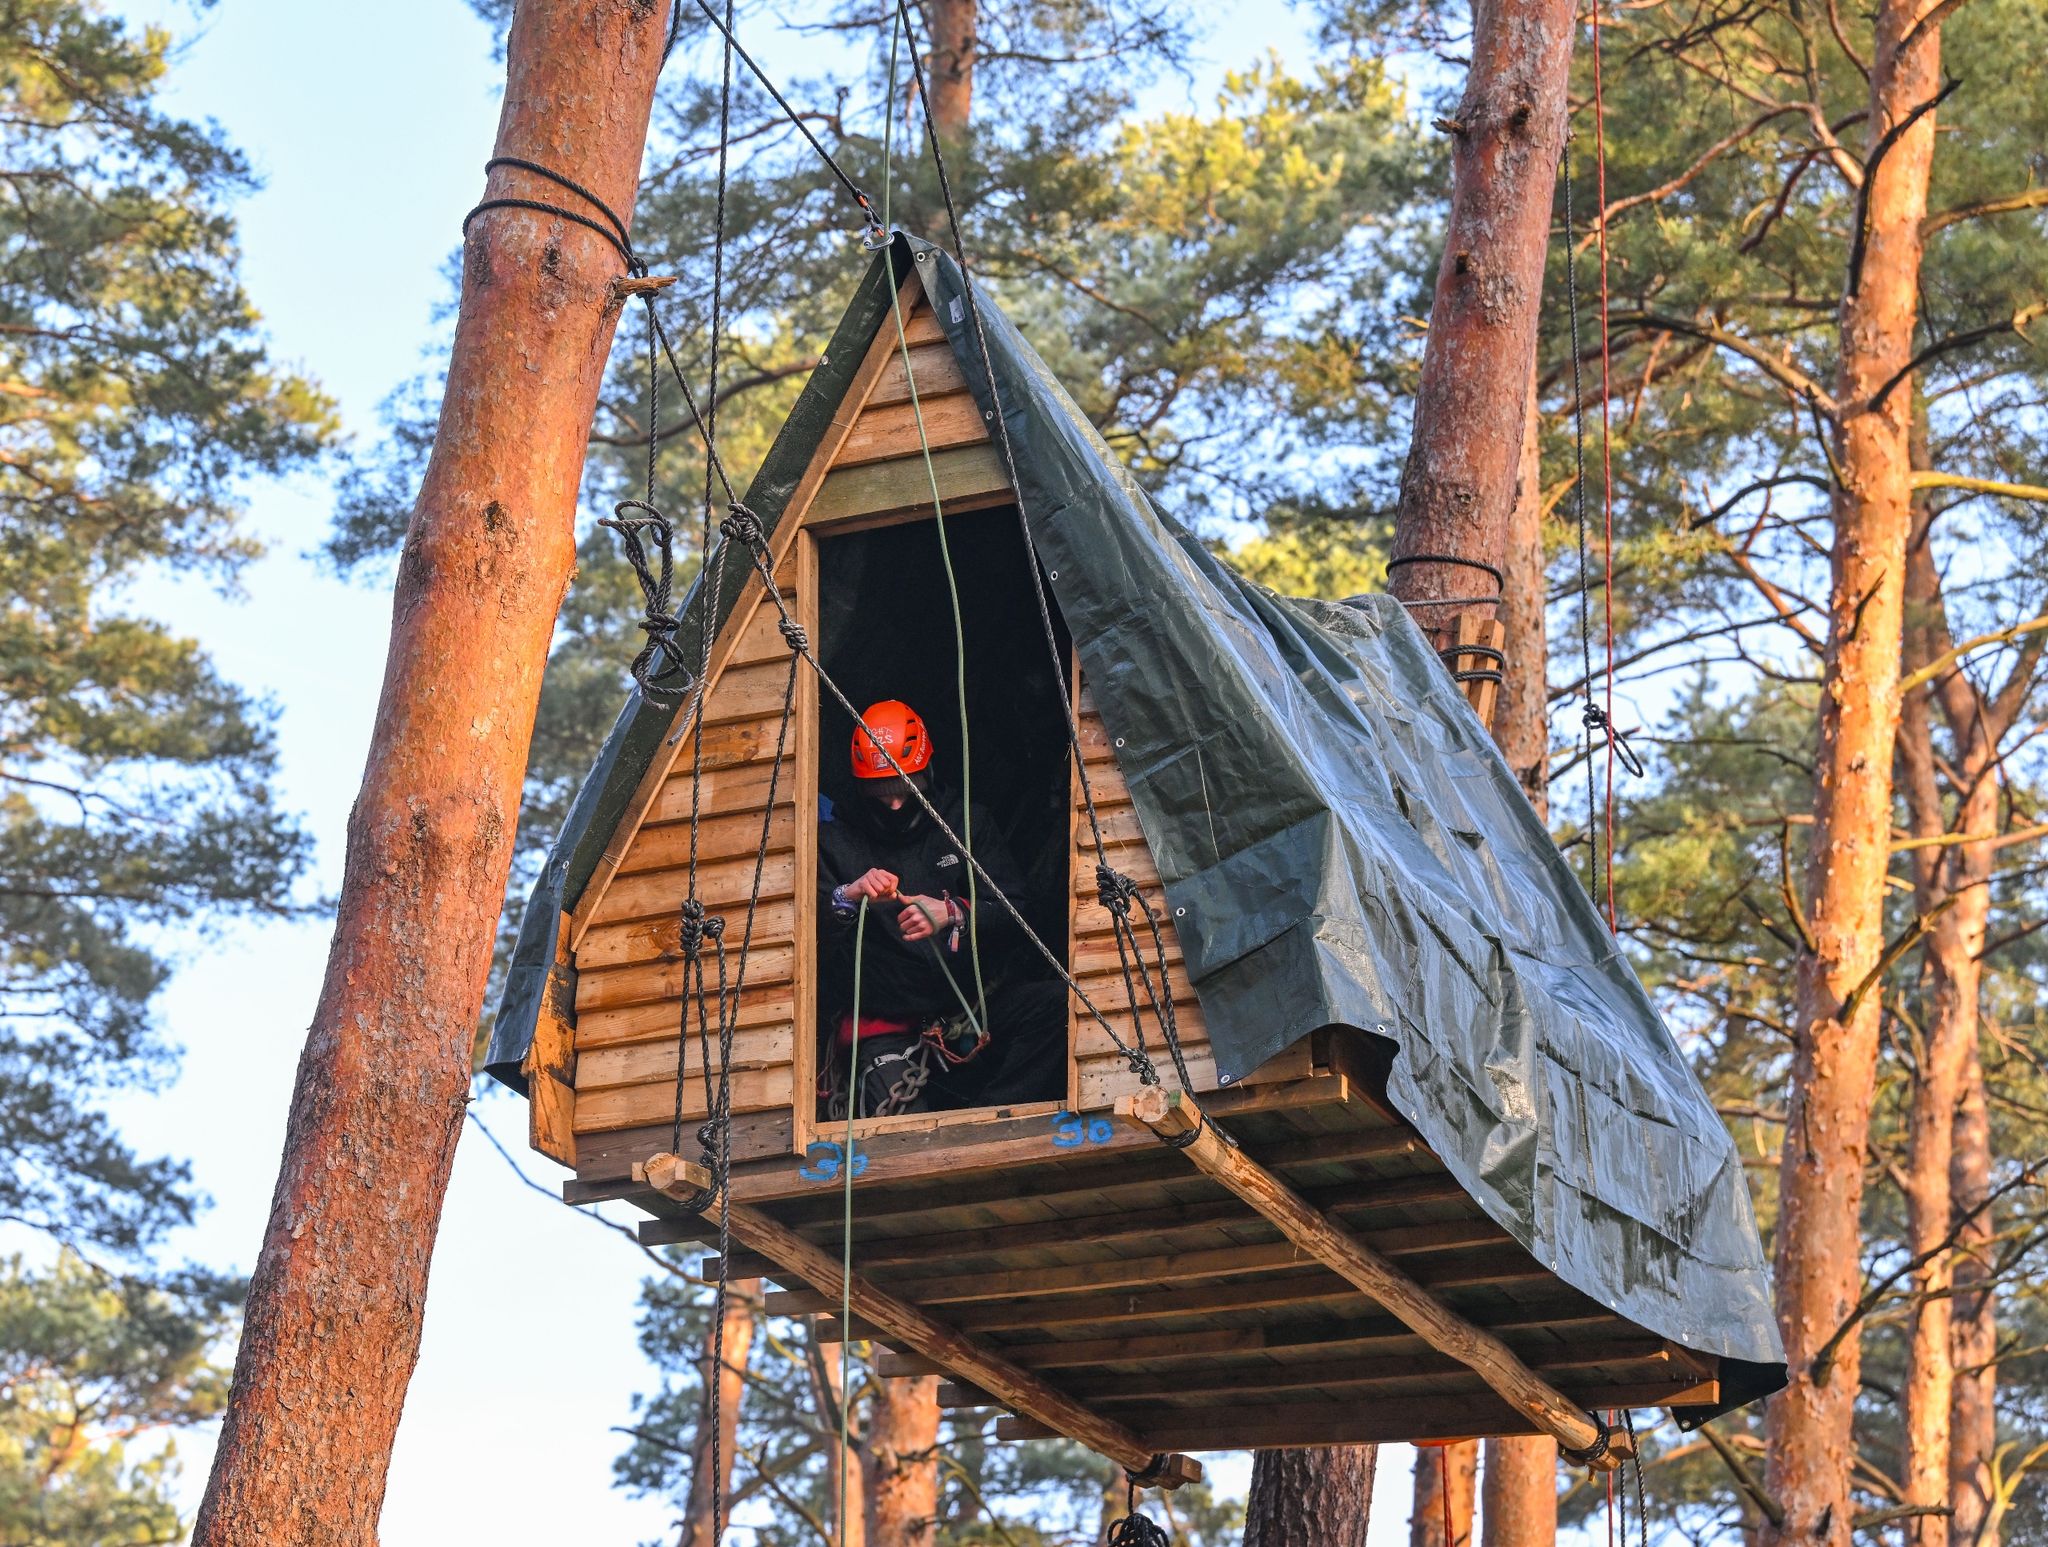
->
[813, 506, 1073, 1123]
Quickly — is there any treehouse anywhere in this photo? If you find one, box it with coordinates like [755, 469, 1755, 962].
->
[486, 234, 1785, 1481]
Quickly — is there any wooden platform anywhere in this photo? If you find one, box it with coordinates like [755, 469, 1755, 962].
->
[587, 1031, 1716, 1455]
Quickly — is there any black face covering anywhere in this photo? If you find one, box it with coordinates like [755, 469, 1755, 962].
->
[857, 772, 930, 841]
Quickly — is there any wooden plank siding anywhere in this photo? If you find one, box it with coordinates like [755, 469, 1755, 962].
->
[560, 281, 1306, 1151]
[564, 286, 1010, 1147]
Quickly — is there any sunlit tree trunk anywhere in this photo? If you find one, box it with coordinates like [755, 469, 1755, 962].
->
[1244, 1445, 1378, 1547]
[923, 0, 978, 135]
[194, 4, 669, 1541]
[1895, 422, 2039, 1547]
[1496, 358, 1551, 818]
[866, 1375, 940, 1546]
[1762, 0, 1945, 1534]
[681, 1281, 760, 1547]
[1386, 0, 1574, 656]
[1483, 1437, 1558, 1547]
[1950, 1039, 1998, 1547]
[809, 1331, 866, 1547]
[1413, 1443, 1479, 1547]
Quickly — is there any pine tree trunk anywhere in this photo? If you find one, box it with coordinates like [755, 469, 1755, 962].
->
[1761, 0, 1944, 1537]
[810, 1332, 866, 1547]
[923, 0, 978, 136]
[1243, 1446, 1378, 1547]
[1482, 1438, 1558, 1547]
[1949, 1039, 1997, 1547]
[866, 1375, 940, 1546]
[193, 5, 668, 1542]
[681, 1281, 760, 1547]
[1496, 358, 1551, 819]
[1386, 0, 1574, 655]
[1412, 1443, 1479, 1547]
[1897, 523, 1999, 1547]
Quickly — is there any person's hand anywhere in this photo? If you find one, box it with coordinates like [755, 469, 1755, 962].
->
[896, 895, 952, 942]
[843, 868, 900, 903]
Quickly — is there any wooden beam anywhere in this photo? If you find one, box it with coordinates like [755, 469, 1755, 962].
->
[711, 1214, 1507, 1287]
[942, 1337, 1676, 1406]
[1117, 1087, 1634, 1470]
[757, 1233, 1540, 1317]
[635, 1153, 1204, 1490]
[875, 1303, 1620, 1376]
[995, 1372, 1715, 1451]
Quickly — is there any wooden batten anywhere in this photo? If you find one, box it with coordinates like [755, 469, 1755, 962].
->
[522, 910, 578, 1167]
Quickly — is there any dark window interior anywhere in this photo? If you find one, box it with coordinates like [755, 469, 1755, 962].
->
[815, 506, 1073, 1114]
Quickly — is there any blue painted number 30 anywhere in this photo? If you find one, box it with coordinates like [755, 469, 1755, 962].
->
[1051, 1111, 1116, 1148]
[799, 1140, 868, 1181]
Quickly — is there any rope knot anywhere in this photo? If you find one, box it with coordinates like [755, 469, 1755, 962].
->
[719, 503, 767, 553]
[702, 914, 727, 942]
[601, 501, 695, 703]
[777, 617, 809, 653]
[1095, 863, 1140, 915]
[1580, 703, 1646, 778]
[1561, 1411, 1613, 1467]
[678, 898, 708, 957]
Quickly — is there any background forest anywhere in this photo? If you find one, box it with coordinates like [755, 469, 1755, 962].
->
[1, 0, 2044, 1542]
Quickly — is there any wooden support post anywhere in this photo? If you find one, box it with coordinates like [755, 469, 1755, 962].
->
[635, 1153, 1205, 1490]
[1115, 1089, 1634, 1472]
[1451, 613, 1508, 727]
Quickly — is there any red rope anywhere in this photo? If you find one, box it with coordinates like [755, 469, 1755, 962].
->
[1441, 1445, 1454, 1547]
[1590, 0, 1618, 928]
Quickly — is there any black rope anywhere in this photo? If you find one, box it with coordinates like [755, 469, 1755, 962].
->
[1622, 1408, 1649, 1547]
[1384, 552, 1506, 590]
[1106, 1477, 1172, 1547]
[462, 156, 645, 275]
[892, 0, 1205, 1103]
[714, 509, 1175, 1074]
[687, 0, 886, 244]
[599, 503, 697, 702]
[1560, 1409, 1613, 1467]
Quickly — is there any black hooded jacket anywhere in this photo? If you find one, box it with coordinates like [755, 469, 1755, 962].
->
[815, 785, 1033, 1018]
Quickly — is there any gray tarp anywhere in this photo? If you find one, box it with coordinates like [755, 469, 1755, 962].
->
[490, 235, 1786, 1411]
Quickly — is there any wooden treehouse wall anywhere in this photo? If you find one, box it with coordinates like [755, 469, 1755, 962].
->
[537, 279, 1302, 1176]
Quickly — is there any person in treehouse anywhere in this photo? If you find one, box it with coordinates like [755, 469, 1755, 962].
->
[818, 699, 1067, 1117]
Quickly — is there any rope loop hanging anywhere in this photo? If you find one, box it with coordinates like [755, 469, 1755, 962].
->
[1106, 1474, 1172, 1547]
[601, 501, 698, 703]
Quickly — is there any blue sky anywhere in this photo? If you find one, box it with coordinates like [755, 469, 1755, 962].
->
[113, 0, 1436, 1539]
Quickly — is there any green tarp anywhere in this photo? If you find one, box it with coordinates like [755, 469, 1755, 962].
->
[489, 235, 1786, 1412]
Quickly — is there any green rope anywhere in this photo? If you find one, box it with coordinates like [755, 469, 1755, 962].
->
[837, 895, 867, 1547]
[879, 11, 988, 1025]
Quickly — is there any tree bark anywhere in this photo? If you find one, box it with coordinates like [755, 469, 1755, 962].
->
[191, 6, 669, 1541]
[1243, 1445, 1378, 1547]
[1483, 1437, 1558, 1547]
[1386, 0, 1575, 657]
[1949, 1038, 1997, 1547]
[1412, 1443, 1479, 1547]
[809, 1329, 866, 1547]
[866, 1375, 940, 1547]
[1283, 0, 1571, 1533]
[1761, 0, 1945, 1539]
[923, 0, 978, 136]
[681, 1281, 760, 1547]
[1894, 407, 2039, 1547]
[1496, 358, 1551, 818]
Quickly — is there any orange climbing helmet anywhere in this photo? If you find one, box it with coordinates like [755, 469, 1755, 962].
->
[851, 700, 931, 779]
